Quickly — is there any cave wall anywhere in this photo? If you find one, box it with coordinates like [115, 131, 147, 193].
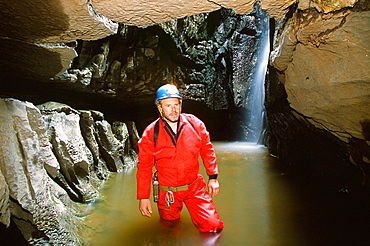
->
[59, 7, 270, 140]
[266, 0, 370, 193]
[0, 99, 138, 244]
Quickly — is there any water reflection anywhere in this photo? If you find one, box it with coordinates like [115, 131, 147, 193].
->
[82, 142, 370, 245]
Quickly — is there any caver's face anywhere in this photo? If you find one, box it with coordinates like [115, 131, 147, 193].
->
[157, 98, 182, 123]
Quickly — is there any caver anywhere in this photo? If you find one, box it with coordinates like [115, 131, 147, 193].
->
[137, 84, 224, 233]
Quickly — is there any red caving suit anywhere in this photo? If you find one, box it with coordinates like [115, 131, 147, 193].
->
[137, 113, 224, 232]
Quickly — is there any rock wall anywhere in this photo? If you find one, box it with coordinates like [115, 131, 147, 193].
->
[266, 1, 370, 193]
[0, 98, 138, 244]
[47, 7, 270, 140]
[54, 8, 265, 110]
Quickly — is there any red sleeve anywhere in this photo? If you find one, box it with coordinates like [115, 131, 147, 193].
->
[187, 114, 219, 176]
[136, 124, 155, 199]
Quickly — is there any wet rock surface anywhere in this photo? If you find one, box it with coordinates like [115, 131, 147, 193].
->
[266, 1, 370, 194]
[0, 98, 138, 244]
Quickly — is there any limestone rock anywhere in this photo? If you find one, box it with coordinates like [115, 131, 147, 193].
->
[0, 98, 139, 243]
[0, 1, 117, 44]
[95, 120, 125, 172]
[0, 170, 10, 227]
[311, 0, 358, 13]
[0, 39, 77, 80]
[261, 0, 298, 19]
[91, 0, 221, 28]
[41, 107, 99, 203]
[80, 111, 110, 180]
[0, 98, 83, 244]
[266, 6, 370, 193]
[24, 100, 61, 179]
[272, 10, 370, 141]
[38, 102, 136, 202]
[126, 121, 140, 154]
[90, 0, 297, 28]
[0, 0, 117, 80]
[112, 121, 138, 168]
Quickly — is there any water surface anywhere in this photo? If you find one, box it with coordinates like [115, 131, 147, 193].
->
[83, 142, 370, 245]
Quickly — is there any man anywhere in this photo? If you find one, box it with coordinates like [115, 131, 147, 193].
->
[136, 84, 224, 233]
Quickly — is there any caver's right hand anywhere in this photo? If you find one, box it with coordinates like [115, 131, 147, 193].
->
[139, 198, 152, 217]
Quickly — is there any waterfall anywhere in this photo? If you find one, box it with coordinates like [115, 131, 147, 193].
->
[244, 6, 270, 143]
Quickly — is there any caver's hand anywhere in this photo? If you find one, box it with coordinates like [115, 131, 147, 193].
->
[208, 179, 220, 197]
[139, 199, 152, 217]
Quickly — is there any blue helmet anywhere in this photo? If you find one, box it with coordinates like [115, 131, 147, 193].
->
[155, 84, 182, 102]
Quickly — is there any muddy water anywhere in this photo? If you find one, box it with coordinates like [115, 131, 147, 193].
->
[83, 142, 370, 246]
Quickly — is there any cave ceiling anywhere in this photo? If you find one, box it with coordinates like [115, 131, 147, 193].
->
[0, 0, 357, 77]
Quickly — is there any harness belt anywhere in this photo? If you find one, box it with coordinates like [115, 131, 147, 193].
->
[159, 185, 189, 192]
[158, 178, 197, 192]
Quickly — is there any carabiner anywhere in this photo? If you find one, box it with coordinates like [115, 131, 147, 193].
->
[165, 191, 175, 209]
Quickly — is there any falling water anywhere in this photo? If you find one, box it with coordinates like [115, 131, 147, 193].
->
[244, 6, 270, 143]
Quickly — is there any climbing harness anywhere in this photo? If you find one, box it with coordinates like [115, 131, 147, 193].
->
[165, 191, 175, 210]
[159, 184, 190, 192]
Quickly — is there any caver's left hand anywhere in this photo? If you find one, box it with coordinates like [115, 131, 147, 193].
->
[208, 179, 220, 197]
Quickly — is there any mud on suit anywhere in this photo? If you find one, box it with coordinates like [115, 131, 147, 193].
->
[136, 113, 224, 232]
